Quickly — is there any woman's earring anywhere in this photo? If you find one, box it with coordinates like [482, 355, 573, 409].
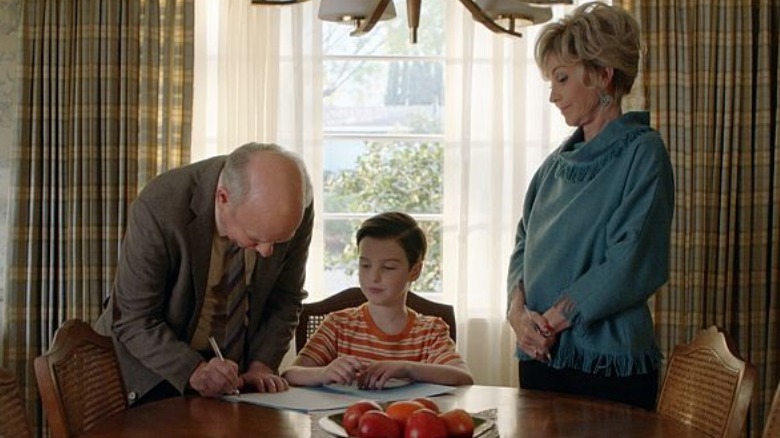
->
[598, 92, 613, 108]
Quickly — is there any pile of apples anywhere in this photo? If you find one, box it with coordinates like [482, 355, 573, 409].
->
[341, 397, 475, 438]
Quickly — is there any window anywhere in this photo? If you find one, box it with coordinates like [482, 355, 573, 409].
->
[320, 0, 446, 294]
[192, 0, 594, 384]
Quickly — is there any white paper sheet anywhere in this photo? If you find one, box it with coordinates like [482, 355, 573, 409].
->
[322, 381, 455, 402]
[223, 382, 455, 412]
[223, 387, 359, 412]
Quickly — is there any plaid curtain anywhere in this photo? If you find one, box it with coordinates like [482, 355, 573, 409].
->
[624, 1, 780, 436]
[1, 0, 193, 435]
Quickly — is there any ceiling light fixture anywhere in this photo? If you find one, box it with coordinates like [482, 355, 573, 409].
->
[469, 0, 554, 37]
[250, 0, 310, 4]
[318, 0, 397, 38]
[253, 0, 572, 42]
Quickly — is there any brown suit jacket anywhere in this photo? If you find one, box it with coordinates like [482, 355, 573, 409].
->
[95, 156, 313, 403]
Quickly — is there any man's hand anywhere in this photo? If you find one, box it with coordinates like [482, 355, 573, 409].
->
[188, 359, 240, 398]
[240, 361, 289, 393]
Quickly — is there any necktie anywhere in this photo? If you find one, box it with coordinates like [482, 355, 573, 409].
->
[218, 243, 247, 362]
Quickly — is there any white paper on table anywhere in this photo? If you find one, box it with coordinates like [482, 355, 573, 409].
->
[223, 382, 455, 412]
[321, 381, 455, 402]
[223, 387, 362, 412]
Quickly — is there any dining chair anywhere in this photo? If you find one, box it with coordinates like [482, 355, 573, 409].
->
[34, 319, 127, 438]
[0, 366, 31, 438]
[657, 325, 757, 438]
[295, 286, 457, 353]
[763, 381, 780, 438]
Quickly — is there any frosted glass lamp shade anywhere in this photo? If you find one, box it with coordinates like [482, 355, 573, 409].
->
[519, 0, 572, 4]
[251, 0, 310, 4]
[318, 0, 397, 22]
[474, 0, 552, 25]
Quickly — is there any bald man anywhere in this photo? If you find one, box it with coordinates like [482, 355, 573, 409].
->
[95, 143, 314, 405]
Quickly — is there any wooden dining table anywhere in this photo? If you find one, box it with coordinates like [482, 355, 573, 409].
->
[80, 384, 707, 437]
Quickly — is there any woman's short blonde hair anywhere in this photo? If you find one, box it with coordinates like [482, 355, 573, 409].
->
[534, 2, 641, 102]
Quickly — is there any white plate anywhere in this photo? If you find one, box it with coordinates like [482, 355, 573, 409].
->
[317, 412, 495, 437]
[318, 415, 349, 437]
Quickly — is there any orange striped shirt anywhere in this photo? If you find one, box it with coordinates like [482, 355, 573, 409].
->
[299, 303, 465, 367]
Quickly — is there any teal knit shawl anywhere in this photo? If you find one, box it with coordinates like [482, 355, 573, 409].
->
[507, 112, 674, 376]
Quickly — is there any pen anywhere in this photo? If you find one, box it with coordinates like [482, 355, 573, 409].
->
[208, 336, 241, 396]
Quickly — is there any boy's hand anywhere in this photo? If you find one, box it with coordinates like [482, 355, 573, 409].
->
[357, 361, 408, 389]
[322, 355, 368, 385]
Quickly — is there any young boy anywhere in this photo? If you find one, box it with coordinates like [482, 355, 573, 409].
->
[282, 212, 473, 389]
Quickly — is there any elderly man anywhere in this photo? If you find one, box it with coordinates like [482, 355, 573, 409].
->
[96, 143, 313, 405]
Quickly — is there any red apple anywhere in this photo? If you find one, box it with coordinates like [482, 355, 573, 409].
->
[439, 408, 475, 438]
[385, 400, 425, 434]
[343, 400, 382, 437]
[404, 408, 447, 438]
[357, 410, 401, 438]
[410, 397, 439, 413]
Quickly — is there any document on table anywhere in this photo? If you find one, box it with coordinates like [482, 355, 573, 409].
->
[322, 380, 454, 402]
[223, 382, 455, 412]
[223, 387, 360, 412]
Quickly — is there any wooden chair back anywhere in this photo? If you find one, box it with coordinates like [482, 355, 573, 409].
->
[295, 287, 456, 353]
[0, 366, 31, 438]
[763, 382, 780, 438]
[657, 325, 757, 438]
[34, 319, 127, 438]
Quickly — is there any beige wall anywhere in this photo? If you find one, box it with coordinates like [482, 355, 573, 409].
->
[0, 0, 20, 325]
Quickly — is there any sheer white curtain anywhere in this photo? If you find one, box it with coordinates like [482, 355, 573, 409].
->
[192, 0, 327, 288]
[191, 0, 578, 386]
[441, 3, 572, 386]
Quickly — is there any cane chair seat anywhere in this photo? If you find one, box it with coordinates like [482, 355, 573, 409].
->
[0, 366, 31, 438]
[657, 326, 757, 438]
[763, 382, 780, 438]
[34, 319, 127, 438]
